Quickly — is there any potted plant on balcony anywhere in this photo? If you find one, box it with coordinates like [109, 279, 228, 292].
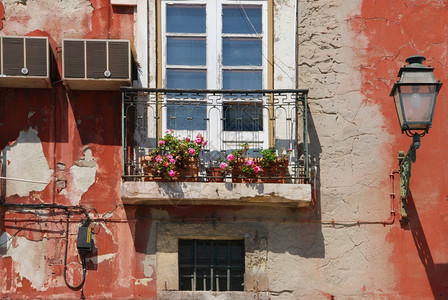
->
[141, 130, 206, 182]
[206, 156, 232, 182]
[226, 144, 290, 183]
[259, 147, 291, 183]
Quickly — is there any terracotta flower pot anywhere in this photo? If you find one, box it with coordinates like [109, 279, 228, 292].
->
[141, 156, 199, 182]
[206, 167, 226, 182]
[231, 158, 289, 183]
[177, 157, 199, 182]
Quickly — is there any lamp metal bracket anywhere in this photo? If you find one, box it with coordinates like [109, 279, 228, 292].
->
[398, 134, 420, 223]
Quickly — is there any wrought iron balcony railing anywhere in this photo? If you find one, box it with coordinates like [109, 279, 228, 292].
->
[121, 88, 309, 184]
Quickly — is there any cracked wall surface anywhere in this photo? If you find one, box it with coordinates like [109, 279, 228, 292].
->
[4, 128, 52, 197]
[297, 0, 395, 297]
[1, 0, 94, 42]
[1, 0, 448, 299]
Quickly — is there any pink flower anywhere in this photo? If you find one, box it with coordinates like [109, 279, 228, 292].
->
[188, 148, 196, 155]
[155, 155, 163, 162]
[168, 170, 176, 177]
[227, 154, 235, 161]
[167, 154, 173, 160]
[253, 165, 261, 173]
[203, 141, 207, 146]
[220, 162, 228, 170]
[195, 133, 203, 144]
[185, 137, 191, 142]
[158, 140, 165, 146]
[246, 159, 254, 166]
[169, 158, 176, 164]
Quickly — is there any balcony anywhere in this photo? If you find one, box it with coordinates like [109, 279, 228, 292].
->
[120, 88, 312, 207]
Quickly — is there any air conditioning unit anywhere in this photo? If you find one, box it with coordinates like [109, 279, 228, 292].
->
[0, 36, 52, 88]
[62, 39, 132, 90]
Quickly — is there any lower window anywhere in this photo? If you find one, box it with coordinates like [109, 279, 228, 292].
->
[178, 239, 245, 291]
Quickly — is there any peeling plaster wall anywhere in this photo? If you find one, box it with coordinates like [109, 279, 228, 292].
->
[1, 0, 448, 299]
[0, 0, 141, 298]
[6, 236, 49, 291]
[1, 0, 94, 42]
[297, 0, 395, 296]
[64, 147, 97, 206]
[4, 128, 52, 197]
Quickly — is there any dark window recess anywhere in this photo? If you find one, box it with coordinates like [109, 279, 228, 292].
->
[223, 103, 263, 131]
[167, 102, 207, 130]
[178, 239, 245, 291]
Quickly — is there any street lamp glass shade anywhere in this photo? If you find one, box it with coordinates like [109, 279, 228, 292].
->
[390, 56, 442, 134]
[393, 84, 438, 131]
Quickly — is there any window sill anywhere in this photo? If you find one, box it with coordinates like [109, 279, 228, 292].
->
[157, 291, 270, 300]
[121, 181, 311, 207]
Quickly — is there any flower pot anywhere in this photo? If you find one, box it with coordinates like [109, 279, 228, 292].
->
[206, 167, 226, 182]
[177, 157, 199, 182]
[141, 156, 165, 181]
[260, 160, 289, 183]
[231, 158, 289, 183]
[141, 156, 199, 182]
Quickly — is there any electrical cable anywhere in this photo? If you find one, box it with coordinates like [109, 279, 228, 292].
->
[1, 202, 91, 289]
[236, 1, 296, 83]
[63, 210, 88, 290]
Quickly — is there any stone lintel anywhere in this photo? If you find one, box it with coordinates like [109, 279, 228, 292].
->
[121, 182, 312, 207]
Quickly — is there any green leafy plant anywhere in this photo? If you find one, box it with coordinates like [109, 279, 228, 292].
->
[260, 147, 292, 167]
[225, 143, 261, 175]
[147, 129, 207, 179]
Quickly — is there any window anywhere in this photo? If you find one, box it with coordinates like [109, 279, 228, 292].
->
[178, 239, 245, 291]
[161, 0, 269, 150]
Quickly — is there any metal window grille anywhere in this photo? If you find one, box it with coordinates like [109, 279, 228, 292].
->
[178, 239, 245, 291]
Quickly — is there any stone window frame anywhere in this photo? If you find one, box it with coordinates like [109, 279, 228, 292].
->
[178, 238, 245, 291]
[156, 222, 269, 293]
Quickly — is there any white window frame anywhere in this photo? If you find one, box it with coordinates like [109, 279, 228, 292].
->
[161, 0, 269, 151]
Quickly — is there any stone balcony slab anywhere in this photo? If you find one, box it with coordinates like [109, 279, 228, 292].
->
[121, 182, 312, 207]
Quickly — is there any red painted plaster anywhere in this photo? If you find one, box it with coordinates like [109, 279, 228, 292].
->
[0, 2, 4, 30]
[0, 2, 152, 298]
[356, 0, 448, 298]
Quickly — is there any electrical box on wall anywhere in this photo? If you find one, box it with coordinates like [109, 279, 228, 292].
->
[76, 226, 93, 253]
[0, 36, 52, 88]
[62, 39, 132, 90]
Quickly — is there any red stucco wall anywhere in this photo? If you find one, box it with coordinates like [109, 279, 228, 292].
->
[0, 1, 157, 299]
[1, 0, 448, 299]
[356, 0, 448, 298]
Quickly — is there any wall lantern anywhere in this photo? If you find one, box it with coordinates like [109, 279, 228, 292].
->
[390, 55, 442, 223]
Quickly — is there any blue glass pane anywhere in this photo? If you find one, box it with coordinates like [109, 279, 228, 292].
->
[223, 38, 262, 66]
[167, 5, 206, 33]
[223, 104, 263, 131]
[223, 6, 262, 34]
[168, 38, 206, 66]
[167, 69, 206, 89]
[167, 103, 207, 130]
[223, 70, 262, 90]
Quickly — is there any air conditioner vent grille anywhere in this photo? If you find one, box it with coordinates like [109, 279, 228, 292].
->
[26, 38, 47, 76]
[86, 41, 107, 79]
[3, 37, 25, 76]
[109, 41, 129, 79]
[64, 40, 85, 78]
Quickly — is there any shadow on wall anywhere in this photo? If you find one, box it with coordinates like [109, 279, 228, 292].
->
[0, 87, 66, 148]
[67, 90, 123, 146]
[405, 192, 448, 299]
[0, 87, 123, 149]
[124, 204, 325, 258]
